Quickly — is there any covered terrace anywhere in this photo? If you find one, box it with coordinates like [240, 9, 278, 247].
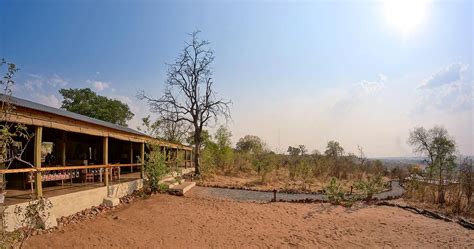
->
[0, 95, 194, 206]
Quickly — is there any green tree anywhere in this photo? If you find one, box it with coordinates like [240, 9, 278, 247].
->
[144, 145, 169, 193]
[187, 130, 211, 149]
[215, 125, 232, 148]
[459, 157, 473, 207]
[324, 140, 344, 158]
[236, 135, 265, 154]
[252, 152, 276, 182]
[59, 88, 134, 126]
[213, 126, 234, 170]
[287, 146, 301, 156]
[408, 126, 457, 203]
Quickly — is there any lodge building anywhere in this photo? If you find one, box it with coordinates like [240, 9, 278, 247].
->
[0, 95, 194, 231]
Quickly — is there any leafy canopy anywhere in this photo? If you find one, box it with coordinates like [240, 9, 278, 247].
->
[59, 88, 134, 126]
[236, 135, 265, 154]
[324, 140, 344, 158]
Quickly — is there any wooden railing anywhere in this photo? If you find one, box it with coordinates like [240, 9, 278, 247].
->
[0, 161, 198, 174]
[0, 163, 143, 174]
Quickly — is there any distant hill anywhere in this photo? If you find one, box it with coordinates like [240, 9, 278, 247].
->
[372, 156, 473, 170]
[370, 157, 426, 169]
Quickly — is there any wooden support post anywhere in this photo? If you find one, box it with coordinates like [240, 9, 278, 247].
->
[130, 142, 134, 173]
[34, 126, 43, 198]
[140, 142, 145, 179]
[103, 137, 109, 187]
[184, 150, 187, 168]
[176, 148, 179, 167]
[61, 132, 67, 167]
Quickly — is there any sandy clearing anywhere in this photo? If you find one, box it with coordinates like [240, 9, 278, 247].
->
[26, 193, 473, 248]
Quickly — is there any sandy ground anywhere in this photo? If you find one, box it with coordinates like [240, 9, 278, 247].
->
[25, 191, 473, 248]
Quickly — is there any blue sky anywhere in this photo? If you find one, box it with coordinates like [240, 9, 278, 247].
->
[1, 0, 472, 157]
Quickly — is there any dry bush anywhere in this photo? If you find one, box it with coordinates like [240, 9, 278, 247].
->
[405, 180, 473, 218]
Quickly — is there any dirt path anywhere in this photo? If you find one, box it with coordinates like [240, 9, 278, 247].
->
[191, 181, 404, 202]
[26, 193, 472, 248]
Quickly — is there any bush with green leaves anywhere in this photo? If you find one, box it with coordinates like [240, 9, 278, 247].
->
[355, 174, 385, 201]
[144, 146, 169, 193]
[324, 177, 345, 204]
[251, 153, 276, 183]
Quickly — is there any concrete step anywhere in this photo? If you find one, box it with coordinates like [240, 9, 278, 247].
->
[162, 179, 184, 189]
[159, 176, 176, 184]
[168, 182, 196, 196]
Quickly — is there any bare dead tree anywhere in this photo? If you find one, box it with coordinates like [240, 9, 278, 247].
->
[357, 145, 367, 166]
[138, 31, 231, 175]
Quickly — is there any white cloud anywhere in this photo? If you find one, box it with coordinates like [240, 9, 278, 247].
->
[23, 74, 44, 91]
[419, 63, 468, 89]
[49, 74, 68, 87]
[35, 94, 61, 108]
[359, 74, 387, 94]
[88, 80, 110, 92]
[414, 63, 472, 114]
[23, 74, 68, 91]
[331, 73, 387, 114]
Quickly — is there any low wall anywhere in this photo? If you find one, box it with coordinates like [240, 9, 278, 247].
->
[3, 179, 143, 232]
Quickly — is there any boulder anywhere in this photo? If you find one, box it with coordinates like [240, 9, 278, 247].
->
[102, 197, 120, 207]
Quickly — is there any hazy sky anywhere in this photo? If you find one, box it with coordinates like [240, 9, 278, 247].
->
[1, 0, 472, 157]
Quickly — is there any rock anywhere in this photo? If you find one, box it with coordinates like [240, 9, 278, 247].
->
[40, 213, 58, 230]
[103, 197, 120, 207]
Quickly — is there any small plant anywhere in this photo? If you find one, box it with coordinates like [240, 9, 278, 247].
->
[324, 177, 345, 204]
[13, 197, 53, 248]
[144, 146, 169, 194]
[355, 174, 385, 201]
[157, 183, 169, 193]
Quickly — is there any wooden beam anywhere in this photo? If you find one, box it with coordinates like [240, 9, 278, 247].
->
[140, 142, 145, 179]
[3, 106, 194, 150]
[103, 137, 109, 187]
[34, 126, 43, 198]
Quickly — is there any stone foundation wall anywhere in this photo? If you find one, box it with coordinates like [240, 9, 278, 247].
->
[2, 179, 143, 232]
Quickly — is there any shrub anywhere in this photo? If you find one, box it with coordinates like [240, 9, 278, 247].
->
[251, 153, 276, 183]
[144, 146, 169, 193]
[324, 177, 345, 204]
[355, 174, 385, 201]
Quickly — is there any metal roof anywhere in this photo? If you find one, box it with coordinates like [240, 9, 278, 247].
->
[1, 94, 147, 137]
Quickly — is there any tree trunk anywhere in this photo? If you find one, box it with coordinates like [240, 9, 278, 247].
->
[194, 129, 201, 176]
[438, 167, 445, 204]
[194, 145, 201, 176]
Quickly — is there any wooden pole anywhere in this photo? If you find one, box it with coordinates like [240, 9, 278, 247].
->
[140, 142, 145, 179]
[34, 126, 43, 198]
[103, 137, 109, 187]
[176, 148, 179, 167]
[184, 150, 187, 168]
[130, 142, 133, 173]
[61, 132, 66, 167]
